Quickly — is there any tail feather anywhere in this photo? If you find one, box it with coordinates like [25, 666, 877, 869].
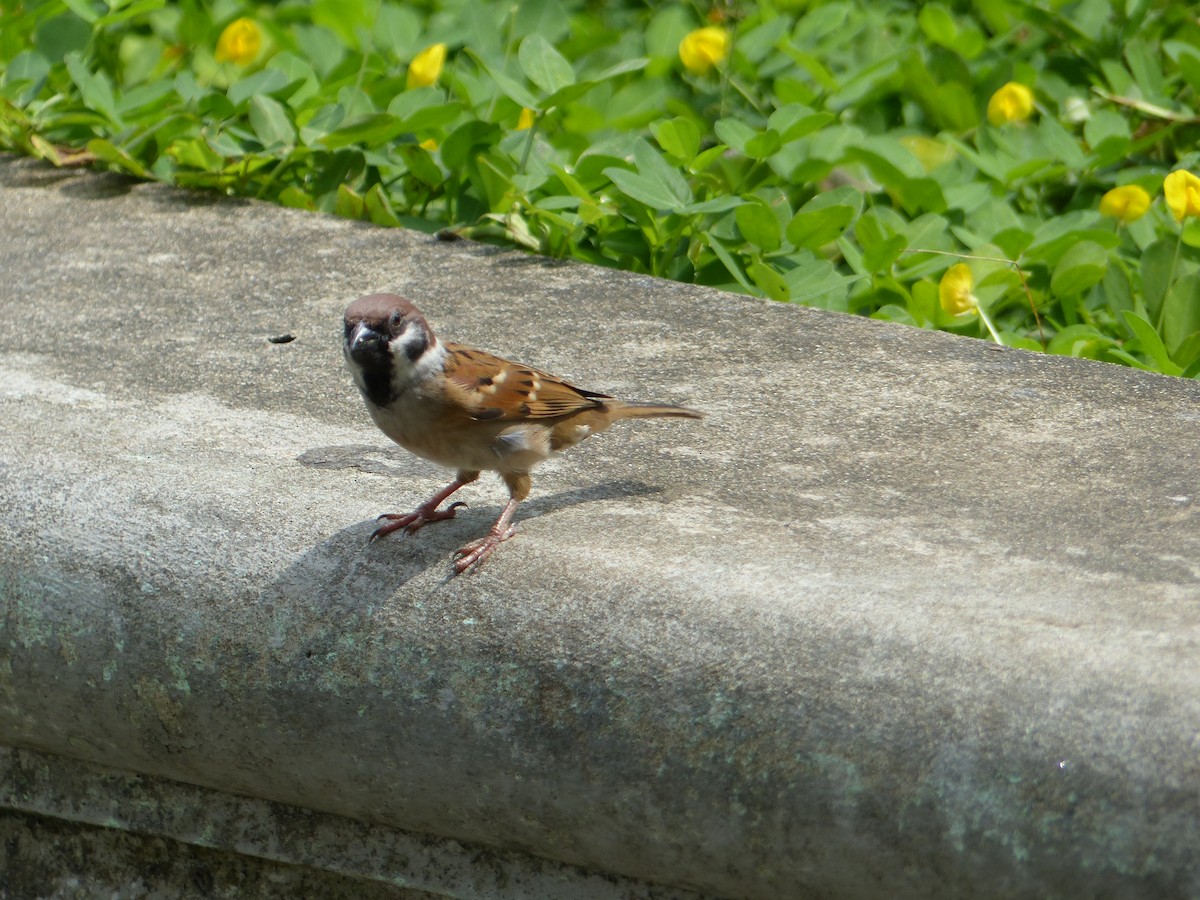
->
[609, 401, 703, 420]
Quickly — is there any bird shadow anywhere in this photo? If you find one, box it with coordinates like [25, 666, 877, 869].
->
[293, 444, 665, 592]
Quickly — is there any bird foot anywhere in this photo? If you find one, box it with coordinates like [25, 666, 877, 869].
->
[370, 501, 466, 541]
[453, 524, 518, 575]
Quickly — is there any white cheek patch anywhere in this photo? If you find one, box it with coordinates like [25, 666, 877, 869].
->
[390, 337, 446, 387]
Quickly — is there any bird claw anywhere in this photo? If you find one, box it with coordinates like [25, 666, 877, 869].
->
[453, 524, 518, 575]
[369, 501, 467, 542]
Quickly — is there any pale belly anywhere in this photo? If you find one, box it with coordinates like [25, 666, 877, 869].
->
[365, 394, 552, 474]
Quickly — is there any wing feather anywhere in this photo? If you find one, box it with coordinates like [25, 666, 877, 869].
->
[443, 342, 609, 421]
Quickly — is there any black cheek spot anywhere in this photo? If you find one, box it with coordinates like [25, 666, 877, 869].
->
[404, 330, 428, 362]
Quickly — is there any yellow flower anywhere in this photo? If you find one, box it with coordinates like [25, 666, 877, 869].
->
[939, 264, 978, 316]
[215, 18, 262, 66]
[1163, 170, 1200, 223]
[516, 108, 535, 130]
[1099, 185, 1151, 224]
[987, 82, 1034, 126]
[679, 27, 730, 75]
[407, 43, 447, 89]
[419, 138, 437, 151]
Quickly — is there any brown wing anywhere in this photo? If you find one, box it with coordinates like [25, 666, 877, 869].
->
[442, 342, 610, 421]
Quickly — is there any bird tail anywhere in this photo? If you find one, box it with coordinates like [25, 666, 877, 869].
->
[609, 401, 703, 420]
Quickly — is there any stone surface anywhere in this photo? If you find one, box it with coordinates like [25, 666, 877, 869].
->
[0, 745, 678, 900]
[1, 154, 1198, 898]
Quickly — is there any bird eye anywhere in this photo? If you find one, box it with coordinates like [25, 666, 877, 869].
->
[388, 309, 404, 329]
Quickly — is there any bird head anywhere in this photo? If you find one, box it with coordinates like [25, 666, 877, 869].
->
[343, 294, 442, 405]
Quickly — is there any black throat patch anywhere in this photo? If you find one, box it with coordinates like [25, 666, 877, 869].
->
[353, 352, 396, 408]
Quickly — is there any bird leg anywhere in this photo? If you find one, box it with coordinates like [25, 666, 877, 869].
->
[370, 471, 479, 542]
[453, 496, 521, 575]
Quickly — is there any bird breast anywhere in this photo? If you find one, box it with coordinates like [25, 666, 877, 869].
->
[365, 390, 553, 474]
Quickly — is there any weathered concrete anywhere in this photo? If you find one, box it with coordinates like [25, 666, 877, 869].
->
[0, 744, 677, 899]
[0, 154, 1198, 898]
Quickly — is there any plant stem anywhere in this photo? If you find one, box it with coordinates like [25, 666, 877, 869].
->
[518, 114, 540, 175]
[1156, 229, 1183, 332]
[976, 304, 1003, 344]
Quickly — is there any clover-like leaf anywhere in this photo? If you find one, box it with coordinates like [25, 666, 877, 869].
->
[786, 187, 864, 250]
[519, 34, 575, 96]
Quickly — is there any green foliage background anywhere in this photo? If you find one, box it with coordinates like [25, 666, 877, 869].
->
[3, 0, 1200, 376]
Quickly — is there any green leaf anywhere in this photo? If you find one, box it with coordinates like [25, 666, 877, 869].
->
[542, 80, 600, 110]
[86, 139, 147, 177]
[872, 304, 917, 326]
[862, 234, 907, 273]
[714, 119, 756, 155]
[1083, 109, 1129, 148]
[1163, 272, 1200, 358]
[1122, 310, 1182, 376]
[167, 137, 224, 172]
[782, 255, 852, 309]
[249, 95, 296, 149]
[518, 33, 575, 95]
[372, 4, 421, 58]
[64, 52, 121, 126]
[228, 69, 290, 108]
[58, 0, 99, 24]
[34, 12, 92, 58]
[749, 259, 790, 301]
[397, 144, 443, 187]
[786, 187, 863, 250]
[440, 121, 501, 171]
[313, 0, 372, 47]
[1125, 37, 1164, 99]
[4, 51, 52, 105]
[335, 184, 366, 219]
[364, 184, 401, 226]
[1139, 239, 1175, 323]
[514, 0, 571, 43]
[298, 103, 345, 145]
[278, 186, 314, 210]
[470, 52, 540, 110]
[1050, 241, 1107, 297]
[1172, 331, 1200, 370]
[736, 200, 782, 253]
[1037, 116, 1086, 169]
[705, 234, 756, 294]
[295, 24, 345, 78]
[768, 104, 834, 142]
[387, 88, 462, 131]
[589, 57, 650, 82]
[629, 140, 691, 206]
[321, 114, 406, 150]
[918, 4, 958, 47]
[1047, 324, 1117, 359]
[651, 117, 700, 163]
[605, 168, 687, 211]
[745, 130, 782, 159]
[677, 196, 743, 215]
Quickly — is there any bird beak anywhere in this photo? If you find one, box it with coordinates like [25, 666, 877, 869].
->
[347, 321, 385, 360]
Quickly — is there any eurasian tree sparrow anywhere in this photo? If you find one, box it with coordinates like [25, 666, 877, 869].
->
[343, 293, 701, 574]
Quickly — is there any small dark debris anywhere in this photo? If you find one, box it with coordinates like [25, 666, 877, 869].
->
[267, 334, 296, 344]
[435, 229, 463, 242]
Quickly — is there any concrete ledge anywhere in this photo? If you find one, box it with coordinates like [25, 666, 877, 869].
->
[2, 154, 1199, 898]
[0, 745, 690, 899]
